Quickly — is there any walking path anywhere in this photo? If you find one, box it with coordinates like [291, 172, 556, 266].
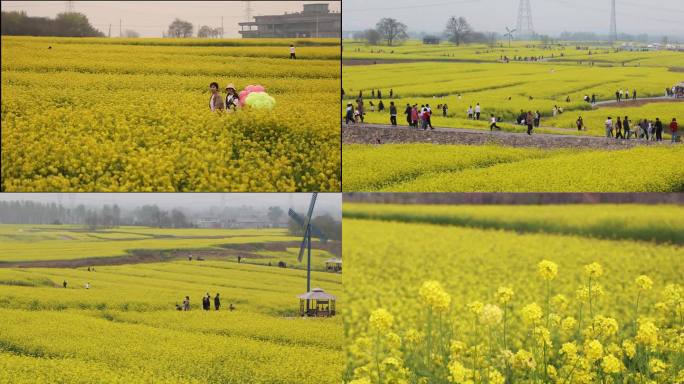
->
[343, 123, 676, 149]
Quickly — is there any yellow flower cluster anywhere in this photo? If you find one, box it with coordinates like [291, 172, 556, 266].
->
[343, 204, 684, 383]
[419, 280, 452, 313]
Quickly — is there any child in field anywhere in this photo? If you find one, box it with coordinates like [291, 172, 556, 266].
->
[489, 115, 500, 131]
[225, 84, 239, 111]
[209, 82, 224, 112]
[289, 44, 296, 59]
[183, 296, 190, 311]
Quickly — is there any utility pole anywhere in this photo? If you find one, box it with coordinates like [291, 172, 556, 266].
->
[221, 16, 224, 38]
[609, 0, 617, 44]
[108, 24, 111, 38]
[119, 19, 122, 38]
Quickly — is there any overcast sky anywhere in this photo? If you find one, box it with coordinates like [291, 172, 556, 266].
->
[343, 0, 684, 37]
[0, 193, 341, 216]
[1, 1, 341, 37]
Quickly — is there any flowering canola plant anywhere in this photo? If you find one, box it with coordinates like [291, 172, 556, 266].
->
[342, 204, 684, 383]
[1, 36, 340, 191]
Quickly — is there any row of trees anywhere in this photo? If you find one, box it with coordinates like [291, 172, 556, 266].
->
[1, 11, 104, 37]
[165, 18, 224, 38]
[358, 16, 486, 46]
[287, 214, 342, 241]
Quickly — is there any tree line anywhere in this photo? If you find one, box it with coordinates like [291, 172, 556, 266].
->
[356, 16, 497, 47]
[1, 11, 104, 37]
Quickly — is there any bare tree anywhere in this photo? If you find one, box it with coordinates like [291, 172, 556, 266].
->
[167, 18, 193, 38]
[198, 25, 212, 38]
[124, 29, 139, 38]
[376, 18, 408, 46]
[445, 16, 471, 46]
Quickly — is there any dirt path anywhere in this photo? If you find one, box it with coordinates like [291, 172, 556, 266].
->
[342, 123, 676, 149]
[0, 241, 341, 269]
[593, 96, 682, 108]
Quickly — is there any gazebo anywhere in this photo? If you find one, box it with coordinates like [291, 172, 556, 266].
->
[325, 257, 342, 272]
[298, 288, 336, 317]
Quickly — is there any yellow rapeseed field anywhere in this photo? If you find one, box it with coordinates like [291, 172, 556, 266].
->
[1, 37, 340, 192]
[342, 204, 684, 383]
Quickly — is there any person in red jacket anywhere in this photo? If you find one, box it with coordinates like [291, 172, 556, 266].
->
[671, 118, 679, 143]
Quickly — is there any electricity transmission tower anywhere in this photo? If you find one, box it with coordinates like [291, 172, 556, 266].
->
[609, 0, 617, 44]
[244, 1, 253, 22]
[65, 1, 74, 13]
[516, 0, 534, 39]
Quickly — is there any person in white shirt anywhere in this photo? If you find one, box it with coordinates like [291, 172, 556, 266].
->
[605, 117, 613, 138]
[475, 103, 481, 120]
[289, 44, 296, 59]
[467, 106, 473, 119]
[85, 282, 90, 289]
[489, 114, 500, 130]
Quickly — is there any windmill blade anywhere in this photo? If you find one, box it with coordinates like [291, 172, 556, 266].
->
[510, 29, 517, 33]
[297, 193, 318, 262]
[288, 209, 327, 242]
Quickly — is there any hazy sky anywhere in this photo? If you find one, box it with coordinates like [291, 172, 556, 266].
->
[343, 0, 684, 36]
[1, 1, 341, 37]
[0, 193, 342, 216]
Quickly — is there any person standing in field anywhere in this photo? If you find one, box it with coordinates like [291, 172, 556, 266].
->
[389, 101, 397, 126]
[404, 103, 412, 125]
[63, 280, 67, 288]
[85, 282, 90, 289]
[591, 94, 596, 104]
[639, 119, 648, 139]
[289, 44, 296, 59]
[225, 84, 239, 111]
[214, 293, 221, 311]
[183, 296, 190, 311]
[615, 90, 620, 102]
[389, 89, 393, 98]
[475, 103, 481, 120]
[425, 104, 433, 129]
[605, 117, 613, 138]
[633, 89, 637, 100]
[615, 116, 623, 139]
[671, 118, 679, 143]
[442, 104, 448, 117]
[655, 118, 663, 141]
[625, 89, 630, 100]
[526, 111, 534, 135]
[467, 106, 473, 119]
[534, 110, 541, 127]
[209, 82, 224, 112]
[623, 116, 631, 139]
[576, 116, 584, 131]
[378, 100, 385, 112]
[489, 114, 501, 131]
[648, 120, 654, 140]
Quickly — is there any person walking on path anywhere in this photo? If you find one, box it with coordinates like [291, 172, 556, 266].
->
[489, 114, 501, 131]
[183, 296, 190, 311]
[576, 116, 584, 131]
[615, 90, 620, 102]
[605, 117, 614, 138]
[411, 105, 418, 127]
[425, 104, 433, 129]
[345, 103, 354, 125]
[623, 116, 631, 139]
[615, 116, 624, 139]
[214, 293, 221, 311]
[289, 44, 296, 59]
[356, 98, 365, 123]
[475, 103, 481, 120]
[389, 101, 397, 126]
[526, 111, 534, 135]
[655, 118, 663, 141]
[633, 89, 637, 100]
[670, 118, 679, 143]
[404, 103, 412, 125]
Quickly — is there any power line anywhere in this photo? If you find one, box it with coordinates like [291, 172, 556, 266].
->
[343, 0, 481, 13]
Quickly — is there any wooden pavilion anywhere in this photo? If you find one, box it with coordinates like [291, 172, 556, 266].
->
[324, 257, 342, 272]
[298, 288, 336, 317]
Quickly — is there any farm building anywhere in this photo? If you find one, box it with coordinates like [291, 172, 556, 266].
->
[238, 3, 341, 38]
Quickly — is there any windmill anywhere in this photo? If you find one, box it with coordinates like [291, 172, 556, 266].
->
[288, 193, 328, 314]
[504, 26, 517, 48]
